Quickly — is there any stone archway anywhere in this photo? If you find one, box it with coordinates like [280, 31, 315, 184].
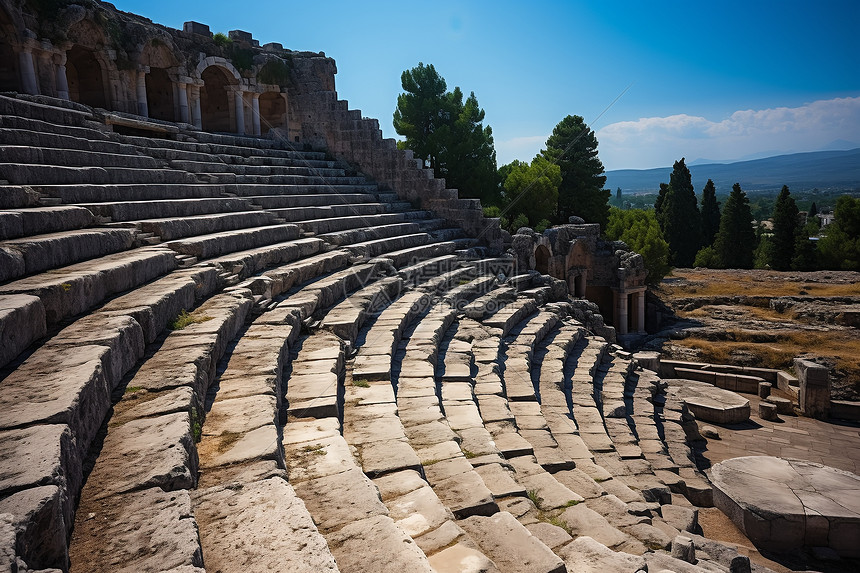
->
[258, 91, 285, 135]
[145, 67, 174, 121]
[0, 6, 19, 92]
[534, 244, 551, 275]
[66, 45, 107, 108]
[200, 64, 237, 132]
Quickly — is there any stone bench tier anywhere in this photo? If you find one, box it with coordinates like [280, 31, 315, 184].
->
[0, 227, 139, 283]
[0, 205, 95, 239]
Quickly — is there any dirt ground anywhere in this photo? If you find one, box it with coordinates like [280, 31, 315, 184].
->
[651, 268, 860, 400]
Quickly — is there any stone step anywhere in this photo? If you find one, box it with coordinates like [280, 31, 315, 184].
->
[0, 145, 160, 169]
[458, 512, 566, 573]
[246, 192, 380, 209]
[66, 290, 254, 572]
[311, 217, 414, 241]
[484, 298, 539, 337]
[270, 202, 388, 223]
[206, 236, 325, 281]
[120, 132, 327, 162]
[165, 223, 301, 260]
[0, 294, 47, 369]
[372, 239, 459, 269]
[0, 163, 197, 186]
[0, 93, 94, 126]
[343, 232, 431, 261]
[397, 254, 461, 286]
[170, 159, 346, 178]
[275, 261, 382, 323]
[321, 275, 404, 343]
[80, 196, 256, 222]
[31, 183, 229, 203]
[0, 246, 177, 325]
[125, 210, 280, 241]
[231, 182, 380, 197]
[0, 116, 116, 148]
[0, 205, 95, 240]
[0, 228, 138, 283]
[233, 173, 369, 185]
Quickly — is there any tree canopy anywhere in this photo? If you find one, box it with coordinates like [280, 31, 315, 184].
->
[818, 195, 860, 270]
[500, 156, 561, 229]
[713, 183, 756, 269]
[605, 207, 671, 285]
[393, 63, 498, 202]
[542, 115, 609, 229]
[658, 158, 701, 267]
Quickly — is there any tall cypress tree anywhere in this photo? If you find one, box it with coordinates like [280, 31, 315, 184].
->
[660, 158, 701, 267]
[769, 185, 799, 271]
[700, 179, 721, 247]
[714, 183, 756, 269]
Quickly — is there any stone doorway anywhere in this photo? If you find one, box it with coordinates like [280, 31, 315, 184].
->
[200, 65, 236, 132]
[145, 67, 174, 121]
[66, 46, 107, 108]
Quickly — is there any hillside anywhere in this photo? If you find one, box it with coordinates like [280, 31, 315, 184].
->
[605, 148, 860, 194]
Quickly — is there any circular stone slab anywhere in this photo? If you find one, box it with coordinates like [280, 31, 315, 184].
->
[671, 379, 750, 424]
[710, 456, 860, 557]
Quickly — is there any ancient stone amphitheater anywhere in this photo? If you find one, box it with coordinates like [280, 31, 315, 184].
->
[1, 2, 858, 572]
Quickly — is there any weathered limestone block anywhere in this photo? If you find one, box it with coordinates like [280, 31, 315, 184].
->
[758, 401, 778, 421]
[0, 346, 110, 462]
[68, 488, 203, 573]
[292, 468, 388, 532]
[0, 485, 67, 570]
[710, 456, 860, 557]
[459, 512, 565, 573]
[46, 314, 145, 389]
[0, 294, 46, 369]
[325, 515, 433, 573]
[82, 412, 198, 500]
[193, 477, 338, 573]
[386, 485, 453, 538]
[558, 535, 646, 573]
[427, 542, 498, 573]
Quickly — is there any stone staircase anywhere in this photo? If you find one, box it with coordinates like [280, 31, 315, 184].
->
[0, 93, 776, 573]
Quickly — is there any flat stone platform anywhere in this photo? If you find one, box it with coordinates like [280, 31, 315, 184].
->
[710, 456, 860, 558]
[671, 379, 750, 424]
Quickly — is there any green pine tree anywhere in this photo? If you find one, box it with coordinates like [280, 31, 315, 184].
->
[700, 179, 721, 247]
[714, 183, 757, 269]
[542, 115, 609, 228]
[769, 185, 799, 271]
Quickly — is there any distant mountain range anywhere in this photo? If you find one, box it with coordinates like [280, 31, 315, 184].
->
[605, 148, 860, 195]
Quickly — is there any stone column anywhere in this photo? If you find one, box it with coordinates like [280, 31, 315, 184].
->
[250, 92, 261, 136]
[636, 290, 646, 333]
[234, 87, 245, 135]
[794, 358, 830, 419]
[190, 84, 202, 129]
[19, 48, 39, 95]
[176, 81, 189, 123]
[55, 54, 69, 100]
[136, 69, 149, 117]
[615, 290, 628, 335]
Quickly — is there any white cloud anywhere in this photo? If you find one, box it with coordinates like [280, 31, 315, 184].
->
[596, 96, 860, 170]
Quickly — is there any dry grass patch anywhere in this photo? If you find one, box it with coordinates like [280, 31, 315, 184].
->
[677, 331, 860, 379]
[659, 270, 860, 299]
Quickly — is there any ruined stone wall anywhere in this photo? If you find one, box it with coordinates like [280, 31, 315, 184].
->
[0, 0, 504, 248]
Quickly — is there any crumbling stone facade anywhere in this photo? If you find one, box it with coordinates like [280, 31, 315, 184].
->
[509, 223, 648, 336]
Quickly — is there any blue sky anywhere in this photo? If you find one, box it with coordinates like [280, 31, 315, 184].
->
[118, 0, 860, 170]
